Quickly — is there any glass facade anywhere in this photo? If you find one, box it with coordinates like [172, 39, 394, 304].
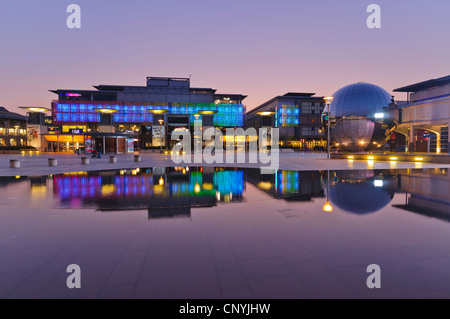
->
[52, 101, 244, 127]
[277, 104, 299, 127]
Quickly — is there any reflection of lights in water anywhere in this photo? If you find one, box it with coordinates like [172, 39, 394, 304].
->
[31, 185, 47, 200]
[159, 177, 164, 186]
[15, 175, 20, 179]
[186, 167, 189, 172]
[182, 169, 186, 174]
[323, 201, 333, 212]
[216, 192, 221, 201]
[120, 170, 125, 175]
[153, 185, 164, 195]
[374, 180, 383, 187]
[101, 185, 116, 196]
[415, 162, 423, 169]
[367, 160, 374, 167]
[202, 183, 213, 190]
[132, 169, 137, 175]
[136, 168, 140, 173]
[194, 183, 201, 193]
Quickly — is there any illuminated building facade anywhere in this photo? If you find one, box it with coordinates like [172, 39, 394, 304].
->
[392, 75, 450, 154]
[246, 93, 326, 150]
[49, 77, 246, 152]
[0, 107, 28, 148]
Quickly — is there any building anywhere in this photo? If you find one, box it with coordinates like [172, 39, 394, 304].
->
[392, 75, 450, 154]
[0, 107, 28, 148]
[246, 93, 326, 150]
[48, 77, 246, 153]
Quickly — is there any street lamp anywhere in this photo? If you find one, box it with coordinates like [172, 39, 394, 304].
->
[323, 97, 334, 159]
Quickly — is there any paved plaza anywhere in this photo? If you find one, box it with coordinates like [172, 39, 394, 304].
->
[1, 152, 449, 177]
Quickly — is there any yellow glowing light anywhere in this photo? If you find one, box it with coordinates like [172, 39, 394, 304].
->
[359, 141, 365, 145]
[367, 160, 374, 165]
[257, 181, 273, 190]
[323, 201, 333, 212]
[324, 97, 334, 105]
[347, 156, 354, 159]
[256, 111, 275, 116]
[198, 110, 219, 115]
[19, 107, 51, 113]
[159, 177, 164, 186]
[182, 169, 186, 174]
[15, 175, 20, 179]
[186, 167, 189, 172]
[136, 168, 140, 173]
[194, 183, 201, 193]
[368, 156, 375, 160]
[437, 148, 441, 153]
[148, 109, 169, 114]
[415, 157, 424, 161]
[202, 183, 214, 191]
[101, 185, 116, 196]
[93, 108, 118, 114]
[389, 157, 398, 160]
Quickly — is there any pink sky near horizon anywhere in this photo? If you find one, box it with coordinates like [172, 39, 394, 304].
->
[0, 0, 449, 115]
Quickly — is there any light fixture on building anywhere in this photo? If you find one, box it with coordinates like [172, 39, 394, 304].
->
[93, 108, 118, 114]
[256, 111, 275, 116]
[148, 109, 169, 114]
[18, 107, 51, 113]
[323, 201, 333, 212]
[194, 183, 201, 193]
[198, 110, 218, 115]
[374, 113, 384, 119]
[194, 114, 200, 120]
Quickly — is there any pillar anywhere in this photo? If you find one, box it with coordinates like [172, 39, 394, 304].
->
[408, 124, 414, 153]
[116, 137, 119, 154]
[57, 135, 60, 152]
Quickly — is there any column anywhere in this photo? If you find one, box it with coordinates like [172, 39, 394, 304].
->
[57, 135, 60, 152]
[116, 137, 119, 154]
[103, 136, 106, 154]
[408, 124, 414, 153]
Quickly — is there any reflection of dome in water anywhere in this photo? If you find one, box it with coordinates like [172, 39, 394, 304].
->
[328, 82, 397, 152]
[327, 171, 396, 215]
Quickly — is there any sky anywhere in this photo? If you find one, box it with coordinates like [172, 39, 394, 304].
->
[0, 0, 449, 114]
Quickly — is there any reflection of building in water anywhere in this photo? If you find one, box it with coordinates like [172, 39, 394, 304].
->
[393, 168, 450, 221]
[51, 167, 245, 216]
[328, 170, 398, 215]
[246, 169, 324, 201]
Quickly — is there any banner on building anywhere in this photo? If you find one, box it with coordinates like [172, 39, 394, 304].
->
[27, 125, 41, 149]
[127, 138, 134, 153]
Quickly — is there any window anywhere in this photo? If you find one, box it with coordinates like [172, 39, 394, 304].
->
[10, 139, 17, 146]
[0, 138, 5, 145]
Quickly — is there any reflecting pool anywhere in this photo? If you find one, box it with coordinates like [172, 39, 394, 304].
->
[0, 167, 449, 298]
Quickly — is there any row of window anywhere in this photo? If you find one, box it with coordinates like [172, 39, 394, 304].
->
[0, 128, 27, 135]
[301, 127, 324, 136]
[0, 138, 25, 146]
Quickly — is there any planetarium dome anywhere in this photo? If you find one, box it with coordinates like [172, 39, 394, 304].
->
[327, 82, 397, 152]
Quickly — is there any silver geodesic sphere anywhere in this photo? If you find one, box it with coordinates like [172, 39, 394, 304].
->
[328, 82, 397, 152]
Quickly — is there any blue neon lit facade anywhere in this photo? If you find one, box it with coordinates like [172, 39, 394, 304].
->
[52, 101, 244, 127]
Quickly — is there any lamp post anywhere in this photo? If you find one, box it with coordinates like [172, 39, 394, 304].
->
[158, 118, 164, 152]
[323, 97, 334, 159]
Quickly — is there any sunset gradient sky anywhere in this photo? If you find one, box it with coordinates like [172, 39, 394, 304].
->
[1, 0, 449, 114]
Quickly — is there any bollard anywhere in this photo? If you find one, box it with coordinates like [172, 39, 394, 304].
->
[10, 159, 20, 168]
[48, 158, 58, 166]
[134, 155, 141, 162]
[81, 157, 89, 165]
[109, 156, 117, 163]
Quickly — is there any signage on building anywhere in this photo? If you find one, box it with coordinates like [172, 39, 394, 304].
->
[27, 125, 41, 149]
[127, 138, 134, 153]
[85, 137, 93, 153]
[69, 128, 83, 134]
